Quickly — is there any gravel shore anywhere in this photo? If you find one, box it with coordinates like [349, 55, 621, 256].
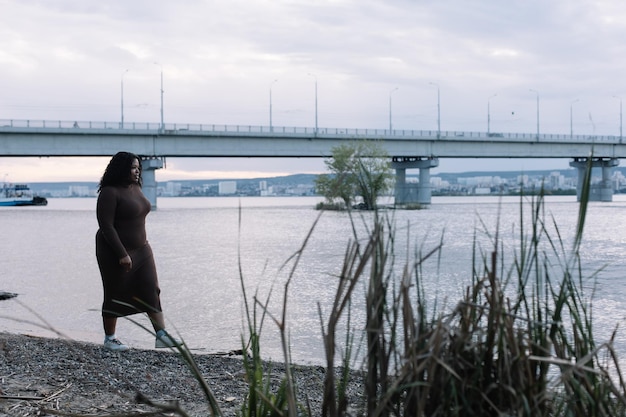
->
[0, 332, 364, 416]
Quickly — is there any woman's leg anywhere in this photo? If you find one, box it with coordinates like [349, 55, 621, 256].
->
[149, 312, 180, 348]
[102, 316, 129, 351]
[148, 311, 165, 332]
[103, 316, 117, 336]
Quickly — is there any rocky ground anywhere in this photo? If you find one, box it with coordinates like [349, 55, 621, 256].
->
[0, 332, 364, 416]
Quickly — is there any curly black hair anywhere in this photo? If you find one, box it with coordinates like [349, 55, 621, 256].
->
[98, 151, 142, 192]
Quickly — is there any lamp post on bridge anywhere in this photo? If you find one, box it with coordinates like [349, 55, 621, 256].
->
[529, 89, 539, 140]
[487, 94, 497, 135]
[120, 69, 129, 128]
[269, 79, 278, 132]
[429, 82, 440, 138]
[154, 62, 164, 132]
[614, 95, 623, 143]
[307, 73, 318, 134]
[570, 99, 579, 139]
[389, 87, 398, 132]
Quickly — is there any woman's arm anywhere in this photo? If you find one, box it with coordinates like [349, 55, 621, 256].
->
[96, 187, 128, 260]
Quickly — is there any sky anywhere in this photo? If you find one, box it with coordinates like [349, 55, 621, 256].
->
[1, 0, 625, 182]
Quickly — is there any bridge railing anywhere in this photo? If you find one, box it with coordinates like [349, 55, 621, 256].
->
[0, 118, 622, 144]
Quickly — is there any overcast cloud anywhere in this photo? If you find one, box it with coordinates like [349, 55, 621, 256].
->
[1, 0, 625, 181]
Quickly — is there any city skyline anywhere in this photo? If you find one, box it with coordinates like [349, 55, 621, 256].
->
[0, 156, 578, 184]
[0, 0, 624, 181]
[31, 164, 623, 200]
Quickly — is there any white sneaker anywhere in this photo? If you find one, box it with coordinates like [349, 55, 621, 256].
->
[104, 338, 129, 352]
[155, 332, 181, 349]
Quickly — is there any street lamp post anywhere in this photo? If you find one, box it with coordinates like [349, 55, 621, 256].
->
[120, 69, 129, 128]
[570, 99, 579, 139]
[389, 87, 398, 132]
[487, 94, 497, 135]
[430, 82, 440, 138]
[154, 62, 164, 132]
[307, 73, 318, 134]
[529, 89, 539, 140]
[269, 79, 278, 132]
[614, 95, 623, 143]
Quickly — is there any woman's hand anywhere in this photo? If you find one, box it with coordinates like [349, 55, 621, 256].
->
[119, 255, 132, 272]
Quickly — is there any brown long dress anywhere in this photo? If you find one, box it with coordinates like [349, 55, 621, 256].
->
[96, 184, 162, 318]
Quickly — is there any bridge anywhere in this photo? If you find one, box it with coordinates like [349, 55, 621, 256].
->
[1, 118, 624, 207]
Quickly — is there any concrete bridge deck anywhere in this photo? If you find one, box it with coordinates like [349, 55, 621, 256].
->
[0, 118, 624, 159]
[1, 118, 622, 207]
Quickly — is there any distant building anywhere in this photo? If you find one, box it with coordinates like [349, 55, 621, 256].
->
[458, 176, 495, 187]
[517, 174, 529, 186]
[69, 185, 90, 197]
[612, 171, 625, 191]
[430, 177, 450, 189]
[548, 172, 565, 189]
[164, 182, 182, 196]
[259, 180, 270, 196]
[219, 181, 237, 195]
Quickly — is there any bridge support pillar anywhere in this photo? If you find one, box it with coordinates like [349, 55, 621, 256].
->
[391, 157, 439, 205]
[141, 156, 164, 210]
[569, 157, 619, 202]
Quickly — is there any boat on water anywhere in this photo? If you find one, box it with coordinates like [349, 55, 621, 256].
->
[0, 183, 48, 206]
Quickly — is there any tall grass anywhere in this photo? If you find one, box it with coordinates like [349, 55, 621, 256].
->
[154, 165, 625, 416]
[18, 159, 623, 416]
[232, 158, 626, 416]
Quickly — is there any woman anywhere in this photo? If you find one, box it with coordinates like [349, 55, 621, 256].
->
[96, 151, 178, 351]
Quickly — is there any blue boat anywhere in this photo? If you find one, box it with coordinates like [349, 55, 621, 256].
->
[0, 183, 47, 206]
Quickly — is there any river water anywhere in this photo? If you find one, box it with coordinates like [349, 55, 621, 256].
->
[1, 195, 626, 366]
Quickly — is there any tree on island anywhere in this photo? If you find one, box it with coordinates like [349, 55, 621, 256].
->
[315, 141, 393, 210]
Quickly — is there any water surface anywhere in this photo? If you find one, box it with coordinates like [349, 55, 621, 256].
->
[1, 195, 625, 366]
